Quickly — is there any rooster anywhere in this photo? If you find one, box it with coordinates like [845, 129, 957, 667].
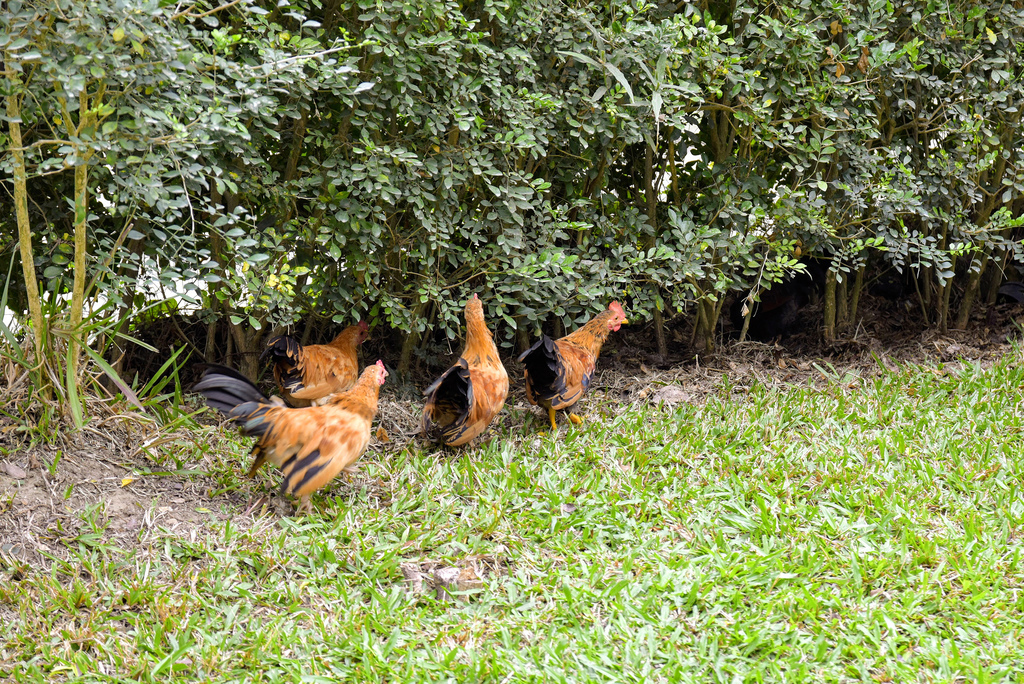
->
[422, 294, 509, 446]
[194, 360, 388, 515]
[519, 301, 627, 431]
[261, 321, 369, 407]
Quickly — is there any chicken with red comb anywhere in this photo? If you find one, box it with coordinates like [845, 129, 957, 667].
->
[518, 301, 627, 431]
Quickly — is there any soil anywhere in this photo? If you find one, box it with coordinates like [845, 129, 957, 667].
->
[2, 296, 1022, 575]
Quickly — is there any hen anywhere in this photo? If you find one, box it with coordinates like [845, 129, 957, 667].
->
[194, 360, 388, 515]
[261, 321, 369, 407]
[518, 301, 627, 431]
[422, 294, 509, 446]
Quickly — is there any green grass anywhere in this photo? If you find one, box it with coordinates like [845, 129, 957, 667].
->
[3, 355, 1024, 682]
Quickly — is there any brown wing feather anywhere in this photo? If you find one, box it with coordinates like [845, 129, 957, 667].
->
[445, 363, 509, 446]
[520, 305, 623, 414]
[266, 325, 364, 406]
[549, 340, 596, 410]
[421, 296, 509, 446]
[287, 346, 359, 400]
[240, 368, 381, 501]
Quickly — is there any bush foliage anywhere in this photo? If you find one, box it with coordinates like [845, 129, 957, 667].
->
[3, 0, 1024, 382]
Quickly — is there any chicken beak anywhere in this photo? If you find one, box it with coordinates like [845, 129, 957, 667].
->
[621, 318, 629, 325]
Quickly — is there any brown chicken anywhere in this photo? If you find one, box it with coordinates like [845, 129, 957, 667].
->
[518, 301, 627, 431]
[261, 321, 369, 407]
[422, 294, 509, 446]
[194, 360, 388, 515]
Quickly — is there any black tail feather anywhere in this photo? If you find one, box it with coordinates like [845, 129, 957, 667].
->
[422, 359, 473, 443]
[193, 365, 271, 415]
[261, 335, 304, 391]
[261, 335, 302, 365]
[229, 400, 275, 439]
[518, 335, 561, 401]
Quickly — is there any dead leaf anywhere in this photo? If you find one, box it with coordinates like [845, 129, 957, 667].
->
[242, 495, 270, 517]
[375, 426, 390, 443]
[835, 62, 846, 78]
[856, 46, 869, 73]
[3, 462, 27, 479]
[830, 19, 842, 35]
[121, 477, 134, 487]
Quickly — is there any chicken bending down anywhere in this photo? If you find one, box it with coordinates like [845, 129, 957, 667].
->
[519, 301, 628, 431]
[422, 294, 509, 447]
[193, 360, 388, 515]
[261, 321, 369, 407]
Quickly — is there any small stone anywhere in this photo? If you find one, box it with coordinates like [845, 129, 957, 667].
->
[0, 544, 26, 559]
[456, 565, 483, 592]
[653, 386, 691, 405]
[3, 462, 27, 479]
[434, 566, 461, 601]
[400, 563, 424, 595]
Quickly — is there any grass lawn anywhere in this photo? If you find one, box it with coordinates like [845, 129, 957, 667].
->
[2, 354, 1024, 682]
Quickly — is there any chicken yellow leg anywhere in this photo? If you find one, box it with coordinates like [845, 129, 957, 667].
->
[568, 413, 583, 426]
[548, 407, 558, 431]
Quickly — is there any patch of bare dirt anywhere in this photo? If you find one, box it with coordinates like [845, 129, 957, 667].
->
[0, 409, 271, 574]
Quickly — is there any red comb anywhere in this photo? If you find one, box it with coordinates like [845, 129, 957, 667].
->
[609, 301, 624, 316]
[472, 293, 479, 300]
[357, 320, 369, 331]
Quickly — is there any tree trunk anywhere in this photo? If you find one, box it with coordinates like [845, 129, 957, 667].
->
[983, 251, 1005, 305]
[5, 78, 45, 360]
[836, 271, 848, 329]
[281, 108, 309, 223]
[227, 319, 262, 380]
[736, 292, 752, 344]
[109, 236, 146, 378]
[643, 142, 668, 357]
[205, 317, 219, 363]
[551, 313, 565, 339]
[690, 296, 716, 353]
[823, 269, 837, 343]
[955, 253, 987, 330]
[922, 264, 934, 310]
[515, 316, 531, 355]
[938, 278, 953, 334]
[848, 264, 865, 326]
[69, 149, 90, 383]
[398, 302, 428, 376]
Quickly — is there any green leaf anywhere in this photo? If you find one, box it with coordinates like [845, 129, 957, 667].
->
[80, 343, 147, 412]
[66, 344, 85, 430]
[602, 62, 635, 104]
